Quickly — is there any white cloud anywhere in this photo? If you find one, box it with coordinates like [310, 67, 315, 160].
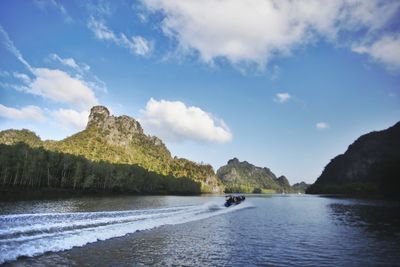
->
[131, 36, 152, 56]
[0, 25, 100, 110]
[13, 72, 31, 84]
[88, 17, 152, 56]
[137, 13, 148, 23]
[86, 0, 113, 17]
[25, 68, 99, 109]
[142, 0, 400, 68]
[316, 122, 330, 130]
[34, 0, 73, 22]
[140, 98, 232, 143]
[48, 53, 107, 93]
[88, 17, 117, 41]
[52, 108, 89, 130]
[3, 70, 99, 110]
[0, 25, 102, 137]
[0, 25, 33, 71]
[12, 67, 101, 109]
[352, 34, 400, 70]
[274, 93, 291, 103]
[49, 53, 90, 73]
[0, 104, 46, 122]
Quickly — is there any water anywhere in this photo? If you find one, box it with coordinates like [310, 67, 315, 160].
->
[1, 195, 399, 266]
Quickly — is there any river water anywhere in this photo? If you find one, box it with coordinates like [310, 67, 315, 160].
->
[0, 194, 399, 266]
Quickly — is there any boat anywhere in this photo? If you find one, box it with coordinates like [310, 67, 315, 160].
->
[224, 195, 245, 207]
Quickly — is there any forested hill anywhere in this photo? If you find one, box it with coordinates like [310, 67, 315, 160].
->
[306, 121, 400, 197]
[0, 106, 223, 194]
[216, 158, 304, 193]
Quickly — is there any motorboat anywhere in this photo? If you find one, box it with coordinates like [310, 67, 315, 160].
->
[224, 195, 245, 207]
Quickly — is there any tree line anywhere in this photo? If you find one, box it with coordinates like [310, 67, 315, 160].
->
[0, 143, 201, 194]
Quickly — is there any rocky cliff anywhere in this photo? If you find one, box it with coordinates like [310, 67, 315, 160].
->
[0, 105, 223, 193]
[216, 158, 293, 193]
[307, 122, 400, 197]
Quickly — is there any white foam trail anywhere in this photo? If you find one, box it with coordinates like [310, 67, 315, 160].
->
[0, 201, 252, 264]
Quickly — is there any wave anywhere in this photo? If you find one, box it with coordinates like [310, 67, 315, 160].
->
[0, 201, 252, 264]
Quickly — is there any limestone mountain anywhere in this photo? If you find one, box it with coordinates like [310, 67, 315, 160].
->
[276, 175, 292, 192]
[0, 106, 223, 193]
[216, 158, 293, 193]
[307, 121, 400, 197]
[292, 182, 310, 193]
[0, 129, 42, 147]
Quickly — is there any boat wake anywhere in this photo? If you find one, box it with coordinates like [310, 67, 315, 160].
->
[0, 201, 252, 264]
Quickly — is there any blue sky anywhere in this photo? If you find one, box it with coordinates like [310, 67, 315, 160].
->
[0, 0, 399, 184]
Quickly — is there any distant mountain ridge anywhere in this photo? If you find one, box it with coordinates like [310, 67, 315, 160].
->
[0, 106, 223, 194]
[292, 182, 310, 193]
[217, 158, 305, 193]
[307, 121, 400, 197]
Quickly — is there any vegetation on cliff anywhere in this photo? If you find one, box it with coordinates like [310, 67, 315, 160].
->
[217, 158, 298, 193]
[0, 106, 223, 194]
[307, 122, 400, 197]
[292, 182, 310, 193]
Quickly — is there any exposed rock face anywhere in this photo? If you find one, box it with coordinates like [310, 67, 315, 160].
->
[0, 105, 224, 193]
[84, 106, 223, 192]
[87, 106, 111, 128]
[307, 122, 400, 197]
[227, 158, 240, 165]
[87, 106, 145, 147]
[217, 158, 292, 193]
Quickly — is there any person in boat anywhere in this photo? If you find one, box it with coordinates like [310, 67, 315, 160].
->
[224, 195, 232, 206]
[225, 195, 245, 206]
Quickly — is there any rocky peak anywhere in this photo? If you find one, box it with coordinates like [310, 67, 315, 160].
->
[86, 105, 145, 147]
[217, 158, 291, 193]
[227, 158, 240, 165]
[88, 106, 110, 128]
[276, 176, 290, 187]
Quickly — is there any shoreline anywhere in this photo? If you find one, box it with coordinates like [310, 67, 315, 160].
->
[0, 187, 209, 202]
[0, 187, 305, 202]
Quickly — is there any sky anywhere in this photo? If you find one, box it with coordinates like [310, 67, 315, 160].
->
[0, 0, 399, 184]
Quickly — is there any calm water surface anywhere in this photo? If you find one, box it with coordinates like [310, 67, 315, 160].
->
[1, 195, 400, 266]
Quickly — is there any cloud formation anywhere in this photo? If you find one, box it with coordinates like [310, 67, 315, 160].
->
[88, 17, 152, 56]
[274, 93, 291, 103]
[52, 109, 89, 130]
[49, 53, 90, 74]
[143, 0, 400, 69]
[352, 34, 400, 71]
[28, 68, 99, 109]
[0, 25, 32, 71]
[0, 24, 102, 131]
[33, 0, 73, 23]
[140, 98, 232, 143]
[316, 122, 330, 130]
[0, 25, 100, 110]
[0, 104, 46, 122]
[131, 36, 152, 56]
[13, 72, 31, 84]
